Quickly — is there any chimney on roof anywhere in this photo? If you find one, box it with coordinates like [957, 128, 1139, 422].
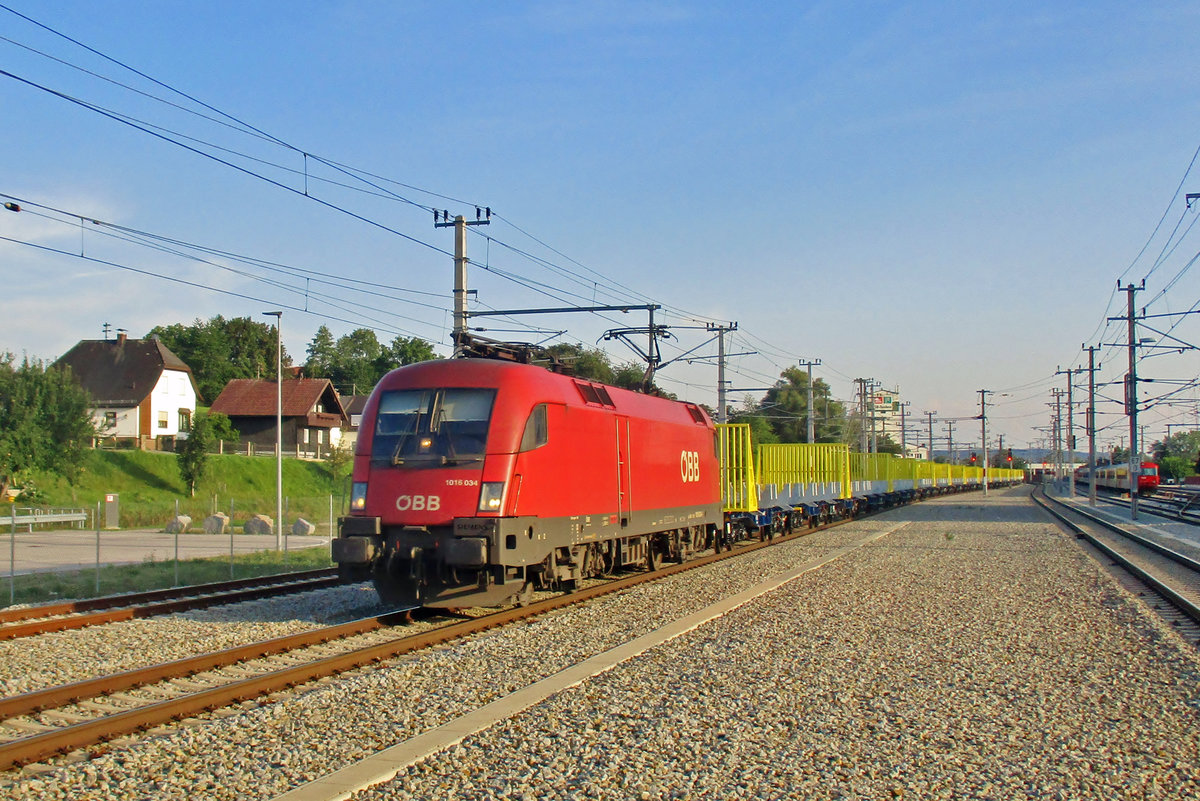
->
[117, 330, 128, 345]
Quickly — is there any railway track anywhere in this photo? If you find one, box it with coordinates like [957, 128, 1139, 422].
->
[0, 569, 343, 641]
[0, 608, 427, 770]
[1034, 488, 1200, 639]
[0, 497, 887, 772]
[1081, 486, 1200, 525]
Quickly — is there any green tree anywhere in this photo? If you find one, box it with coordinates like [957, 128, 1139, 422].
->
[384, 335, 437, 367]
[307, 328, 437, 392]
[331, 328, 383, 394]
[727, 397, 780, 445]
[305, 325, 337, 379]
[1151, 431, 1200, 465]
[756, 367, 847, 444]
[150, 316, 289, 401]
[544, 344, 616, 383]
[326, 438, 353, 486]
[613, 362, 650, 392]
[1158, 455, 1191, 483]
[176, 411, 214, 496]
[875, 434, 903, 455]
[990, 451, 1026, 470]
[206, 411, 238, 448]
[0, 353, 95, 487]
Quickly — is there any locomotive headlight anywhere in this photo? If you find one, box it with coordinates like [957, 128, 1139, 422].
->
[350, 482, 368, 511]
[478, 482, 505, 512]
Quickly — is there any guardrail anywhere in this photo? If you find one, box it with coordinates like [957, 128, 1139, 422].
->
[3, 507, 90, 532]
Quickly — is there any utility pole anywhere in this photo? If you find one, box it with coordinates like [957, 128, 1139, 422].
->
[925, 411, 937, 460]
[855, 378, 871, 453]
[1116, 282, 1144, 520]
[944, 420, 955, 465]
[799, 359, 821, 442]
[262, 310, 283, 551]
[869, 380, 879, 454]
[978, 390, 990, 494]
[1055, 366, 1079, 498]
[708, 323, 738, 423]
[435, 207, 491, 354]
[1082, 345, 1099, 506]
[899, 400, 911, 457]
[1050, 389, 1064, 491]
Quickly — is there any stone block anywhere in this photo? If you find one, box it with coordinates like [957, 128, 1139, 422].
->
[203, 513, 230, 535]
[165, 515, 192, 534]
[244, 514, 274, 536]
[291, 518, 317, 537]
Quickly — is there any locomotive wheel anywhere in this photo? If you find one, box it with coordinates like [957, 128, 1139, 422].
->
[673, 530, 687, 564]
[372, 572, 418, 608]
[715, 525, 735, 553]
[646, 541, 664, 571]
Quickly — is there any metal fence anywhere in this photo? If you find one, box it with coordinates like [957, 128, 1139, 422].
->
[4, 496, 342, 608]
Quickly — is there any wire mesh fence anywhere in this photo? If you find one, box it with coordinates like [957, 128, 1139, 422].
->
[3, 494, 345, 607]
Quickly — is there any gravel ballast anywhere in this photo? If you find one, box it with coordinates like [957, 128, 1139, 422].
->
[0, 583, 388, 697]
[4, 487, 1199, 800]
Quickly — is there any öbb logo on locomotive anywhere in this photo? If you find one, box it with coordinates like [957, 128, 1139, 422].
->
[395, 495, 441, 512]
[680, 450, 701, 483]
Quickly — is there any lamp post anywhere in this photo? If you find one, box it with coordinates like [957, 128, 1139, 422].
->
[262, 311, 283, 551]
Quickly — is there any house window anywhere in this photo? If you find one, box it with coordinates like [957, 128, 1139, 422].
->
[103, 412, 117, 429]
[158, 411, 169, 429]
[178, 410, 192, 432]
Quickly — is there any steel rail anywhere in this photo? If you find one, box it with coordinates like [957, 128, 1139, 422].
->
[1039, 492, 1200, 573]
[0, 573, 344, 642]
[0, 610, 417, 721]
[0, 487, 981, 770]
[1086, 490, 1200, 526]
[0, 568, 338, 624]
[1032, 489, 1200, 626]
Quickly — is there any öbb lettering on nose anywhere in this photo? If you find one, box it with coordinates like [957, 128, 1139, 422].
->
[395, 495, 441, 512]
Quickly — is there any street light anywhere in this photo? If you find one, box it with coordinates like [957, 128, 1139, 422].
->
[262, 311, 283, 551]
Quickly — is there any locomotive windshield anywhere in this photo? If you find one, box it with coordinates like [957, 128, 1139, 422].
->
[371, 388, 496, 467]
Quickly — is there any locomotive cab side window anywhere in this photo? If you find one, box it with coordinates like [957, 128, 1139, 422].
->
[372, 388, 496, 468]
[519, 404, 549, 452]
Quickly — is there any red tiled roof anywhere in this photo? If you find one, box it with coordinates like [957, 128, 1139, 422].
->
[210, 378, 347, 421]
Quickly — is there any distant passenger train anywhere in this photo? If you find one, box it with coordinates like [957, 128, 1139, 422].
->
[1075, 461, 1160, 494]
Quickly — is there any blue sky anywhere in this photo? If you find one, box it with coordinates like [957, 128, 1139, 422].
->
[2, 1, 1200, 454]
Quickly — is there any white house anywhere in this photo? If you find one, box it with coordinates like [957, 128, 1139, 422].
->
[55, 332, 200, 446]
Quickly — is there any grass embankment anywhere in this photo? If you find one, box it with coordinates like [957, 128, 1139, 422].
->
[26, 448, 349, 529]
[2, 449, 351, 605]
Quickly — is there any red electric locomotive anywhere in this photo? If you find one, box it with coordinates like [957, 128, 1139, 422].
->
[332, 358, 724, 607]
